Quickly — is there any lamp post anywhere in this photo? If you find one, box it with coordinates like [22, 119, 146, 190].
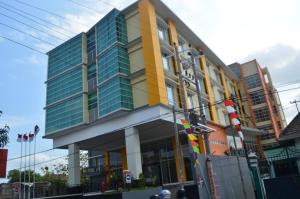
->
[248, 152, 265, 199]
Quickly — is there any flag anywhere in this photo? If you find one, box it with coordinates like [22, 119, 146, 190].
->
[188, 134, 198, 141]
[231, 118, 240, 125]
[192, 146, 200, 154]
[224, 99, 235, 107]
[235, 125, 241, 131]
[185, 128, 194, 134]
[17, 134, 22, 142]
[238, 131, 244, 141]
[229, 112, 238, 119]
[23, 134, 28, 142]
[34, 125, 40, 135]
[226, 106, 236, 113]
[29, 134, 34, 142]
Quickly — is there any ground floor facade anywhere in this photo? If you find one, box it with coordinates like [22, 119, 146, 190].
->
[45, 105, 261, 188]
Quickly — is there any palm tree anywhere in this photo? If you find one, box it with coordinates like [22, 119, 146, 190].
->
[0, 110, 10, 148]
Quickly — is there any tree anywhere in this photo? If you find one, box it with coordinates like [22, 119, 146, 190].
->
[7, 169, 42, 183]
[0, 111, 10, 148]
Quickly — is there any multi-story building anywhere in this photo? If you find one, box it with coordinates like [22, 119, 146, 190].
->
[44, 0, 272, 188]
[229, 60, 287, 148]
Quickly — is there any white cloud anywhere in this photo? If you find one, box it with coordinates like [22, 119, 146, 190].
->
[162, 0, 300, 64]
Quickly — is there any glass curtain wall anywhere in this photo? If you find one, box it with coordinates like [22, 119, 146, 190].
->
[141, 137, 193, 185]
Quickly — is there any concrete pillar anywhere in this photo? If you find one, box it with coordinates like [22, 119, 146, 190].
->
[125, 127, 142, 179]
[68, 143, 80, 187]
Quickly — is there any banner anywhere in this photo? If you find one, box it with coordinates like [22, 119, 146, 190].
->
[0, 149, 8, 178]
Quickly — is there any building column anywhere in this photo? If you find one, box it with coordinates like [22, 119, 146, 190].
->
[125, 127, 143, 179]
[104, 152, 111, 185]
[168, 20, 189, 108]
[233, 80, 247, 126]
[199, 56, 218, 122]
[68, 143, 80, 187]
[220, 68, 229, 99]
[139, 0, 168, 106]
[121, 147, 128, 171]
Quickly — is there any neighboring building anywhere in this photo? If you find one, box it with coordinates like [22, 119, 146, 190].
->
[44, 0, 265, 188]
[264, 113, 300, 177]
[229, 60, 287, 148]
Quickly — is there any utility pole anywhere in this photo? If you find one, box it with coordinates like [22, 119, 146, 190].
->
[188, 49, 211, 155]
[172, 106, 184, 190]
[173, 43, 198, 185]
[231, 131, 248, 199]
[290, 100, 300, 113]
[230, 96, 248, 199]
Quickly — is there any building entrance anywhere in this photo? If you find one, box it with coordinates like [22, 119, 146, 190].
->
[141, 138, 179, 185]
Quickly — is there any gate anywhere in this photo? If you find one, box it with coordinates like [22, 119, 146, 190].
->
[264, 175, 300, 199]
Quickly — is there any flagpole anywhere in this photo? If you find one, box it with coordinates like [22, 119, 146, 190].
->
[19, 137, 23, 199]
[28, 134, 31, 199]
[33, 135, 36, 199]
[23, 135, 27, 199]
[33, 125, 39, 199]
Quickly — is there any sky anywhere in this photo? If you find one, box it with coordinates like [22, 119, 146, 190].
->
[0, 0, 300, 183]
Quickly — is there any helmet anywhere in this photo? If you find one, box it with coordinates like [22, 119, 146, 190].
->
[159, 189, 171, 199]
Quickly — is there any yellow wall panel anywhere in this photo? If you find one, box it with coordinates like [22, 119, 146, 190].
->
[168, 20, 189, 108]
[139, 0, 168, 106]
[199, 56, 218, 122]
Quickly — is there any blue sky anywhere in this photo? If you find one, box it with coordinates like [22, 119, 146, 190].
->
[1, 0, 300, 182]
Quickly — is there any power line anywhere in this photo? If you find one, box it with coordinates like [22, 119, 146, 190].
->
[0, 12, 65, 42]
[0, 22, 56, 46]
[12, 0, 89, 28]
[7, 148, 55, 162]
[0, 35, 46, 54]
[275, 79, 300, 88]
[0, 4, 72, 39]
[0, 1, 78, 35]
[67, 0, 105, 14]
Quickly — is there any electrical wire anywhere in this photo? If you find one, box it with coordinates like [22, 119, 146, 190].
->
[12, 0, 89, 28]
[67, 0, 105, 14]
[0, 22, 56, 46]
[0, 4, 72, 39]
[0, 12, 65, 42]
[0, 1, 78, 35]
[0, 35, 46, 54]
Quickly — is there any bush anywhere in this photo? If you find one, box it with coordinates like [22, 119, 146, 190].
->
[138, 173, 146, 188]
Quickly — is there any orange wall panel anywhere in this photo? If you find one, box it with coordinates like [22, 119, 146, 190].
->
[207, 122, 229, 155]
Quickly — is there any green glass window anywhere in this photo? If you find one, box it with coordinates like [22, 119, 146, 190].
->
[88, 64, 96, 80]
[98, 47, 130, 83]
[47, 68, 83, 105]
[88, 92, 98, 110]
[48, 34, 83, 78]
[46, 96, 83, 133]
[98, 77, 133, 116]
[96, 9, 128, 54]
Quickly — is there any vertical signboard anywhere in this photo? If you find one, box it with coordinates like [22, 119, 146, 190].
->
[0, 149, 8, 178]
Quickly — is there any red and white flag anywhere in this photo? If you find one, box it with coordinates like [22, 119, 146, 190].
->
[229, 112, 238, 119]
[17, 134, 22, 142]
[225, 99, 235, 107]
[23, 134, 28, 142]
[226, 106, 236, 113]
[29, 134, 35, 142]
[238, 131, 244, 141]
[231, 118, 240, 125]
